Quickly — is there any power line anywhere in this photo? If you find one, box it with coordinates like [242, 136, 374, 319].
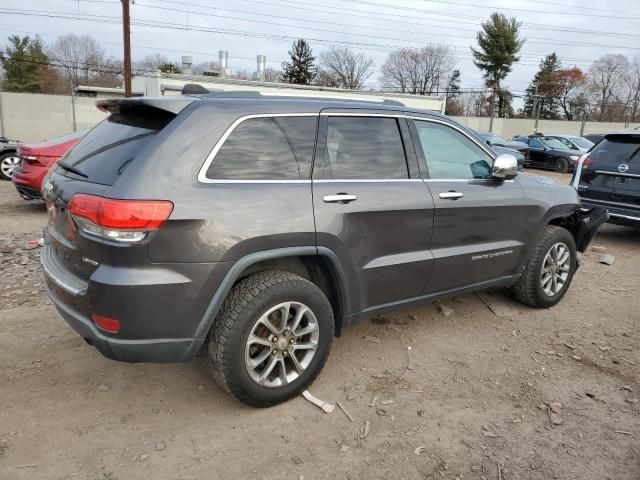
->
[234, 0, 640, 40]
[135, 0, 640, 52]
[0, 7, 608, 69]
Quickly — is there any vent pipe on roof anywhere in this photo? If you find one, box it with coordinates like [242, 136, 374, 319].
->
[181, 55, 193, 75]
[256, 55, 266, 81]
[219, 50, 229, 77]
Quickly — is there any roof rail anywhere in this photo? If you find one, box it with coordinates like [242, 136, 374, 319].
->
[201, 90, 405, 106]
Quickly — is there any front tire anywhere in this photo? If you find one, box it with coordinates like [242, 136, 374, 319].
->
[555, 157, 570, 173]
[513, 225, 577, 308]
[208, 270, 334, 407]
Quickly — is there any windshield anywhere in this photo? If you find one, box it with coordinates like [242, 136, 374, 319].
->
[568, 137, 594, 148]
[488, 134, 508, 144]
[540, 137, 569, 149]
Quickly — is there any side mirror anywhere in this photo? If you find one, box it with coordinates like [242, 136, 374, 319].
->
[491, 154, 518, 180]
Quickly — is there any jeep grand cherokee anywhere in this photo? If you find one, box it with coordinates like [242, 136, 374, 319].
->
[42, 95, 607, 406]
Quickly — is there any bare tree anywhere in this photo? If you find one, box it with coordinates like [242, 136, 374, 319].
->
[48, 34, 121, 87]
[620, 58, 640, 122]
[380, 45, 456, 95]
[263, 67, 282, 83]
[134, 53, 172, 74]
[314, 68, 341, 88]
[587, 54, 629, 121]
[317, 47, 374, 90]
[192, 60, 219, 76]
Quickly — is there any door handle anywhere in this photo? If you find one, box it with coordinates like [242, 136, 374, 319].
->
[323, 194, 357, 203]
[439, 191, 464, 200]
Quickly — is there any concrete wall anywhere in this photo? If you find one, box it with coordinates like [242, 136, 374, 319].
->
[451, 116, 640, 139]
[1, 90, 637, 144]
[0, 92, 108, 142]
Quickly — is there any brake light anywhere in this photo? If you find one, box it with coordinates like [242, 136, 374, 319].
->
[22, 155, 59, 166]
[69, 194, 173, 242]
[92, 314, 120, 333]
[582, 157, 593, 168]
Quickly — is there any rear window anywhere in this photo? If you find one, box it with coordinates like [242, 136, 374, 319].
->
[57, 111, 173, 185]
[590, 136, 640, 166]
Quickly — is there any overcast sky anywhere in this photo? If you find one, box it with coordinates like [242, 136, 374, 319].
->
[1, 0, 639, 108]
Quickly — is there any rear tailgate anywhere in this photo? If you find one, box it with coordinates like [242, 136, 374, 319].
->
[575, 133, 640, 217]
[43, 97, 194, 280]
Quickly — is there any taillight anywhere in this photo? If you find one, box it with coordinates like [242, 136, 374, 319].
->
[68, 194, 173, 243]
[582, 157, 593, 169]
[22, 154, 59, 166]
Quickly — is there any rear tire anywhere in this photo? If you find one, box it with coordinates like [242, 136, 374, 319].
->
[512, 225, 577, 308]
[554, 157, 570, 173]
[208, 270, 334, 407]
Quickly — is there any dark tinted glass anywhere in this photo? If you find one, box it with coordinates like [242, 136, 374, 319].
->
[414, 121, 492, 179]
[589, 136, 640, 166]
[58, 112, 173, 185]
[206, 117, 317, 180]
[325, 117, 408, 179]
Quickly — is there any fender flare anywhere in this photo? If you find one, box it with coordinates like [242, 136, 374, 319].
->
[191, 246, 351, 345]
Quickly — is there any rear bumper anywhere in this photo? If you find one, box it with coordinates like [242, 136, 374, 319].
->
[46, 282, 199, 363]
[11, 163, 47, 199]
[42, 245, 206, 363]
[580, 198, 640, 225]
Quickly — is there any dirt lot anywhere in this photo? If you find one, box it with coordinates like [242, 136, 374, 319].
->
[0, 171, 638, 480]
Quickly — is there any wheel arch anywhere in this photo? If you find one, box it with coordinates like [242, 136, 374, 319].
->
[193, 246, 351, 344]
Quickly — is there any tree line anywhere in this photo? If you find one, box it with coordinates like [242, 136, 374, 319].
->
[1, 13, 638, 123]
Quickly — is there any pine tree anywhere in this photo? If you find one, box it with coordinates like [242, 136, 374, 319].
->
[523, 53, 562, 119]
[282, 39, 316, 85]
[471, 13, 524, 118]
[0, 35, 49, 92]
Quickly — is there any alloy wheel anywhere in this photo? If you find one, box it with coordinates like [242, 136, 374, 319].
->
[540, 242, 571, 296]
[245, 301, 320, 388]
[1, 155, 19, 178]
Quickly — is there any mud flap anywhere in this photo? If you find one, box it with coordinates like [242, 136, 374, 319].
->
[573, 207, 609, 252]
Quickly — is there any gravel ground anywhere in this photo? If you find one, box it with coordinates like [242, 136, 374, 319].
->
[0, 171, 639, 480]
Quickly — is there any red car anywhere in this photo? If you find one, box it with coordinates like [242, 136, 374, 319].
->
[12, 130, 87, 200]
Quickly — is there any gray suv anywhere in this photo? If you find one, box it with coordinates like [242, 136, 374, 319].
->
[41, 95, 607, 406]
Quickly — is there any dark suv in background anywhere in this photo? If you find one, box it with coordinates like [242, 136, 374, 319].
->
[573, 131, 640, 227]
[42, 94, 607, 407]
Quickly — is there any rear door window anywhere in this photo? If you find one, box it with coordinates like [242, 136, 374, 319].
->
[322, 116, 408, 179]
[205, 116, 317, 180]
[58, 112, 173, 186]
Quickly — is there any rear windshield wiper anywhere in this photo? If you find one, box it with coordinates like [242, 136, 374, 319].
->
[57, 162, 88, 178]
[626, 145, 640, 162]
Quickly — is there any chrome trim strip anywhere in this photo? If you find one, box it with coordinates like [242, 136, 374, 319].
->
[41, 247, 88, 296]
[582, 197, 640, 210]
[595, 170, 640, 179]
[197, 113, 319, 184]
[609, 212, 640, 221]
[313, 178, 422, 183]
[198, 111, 498, 184]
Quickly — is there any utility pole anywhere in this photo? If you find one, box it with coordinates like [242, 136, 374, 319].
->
[121, 0, 132, 97]
[532, 82, 540, 133]
[489, 87, 496, 132]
